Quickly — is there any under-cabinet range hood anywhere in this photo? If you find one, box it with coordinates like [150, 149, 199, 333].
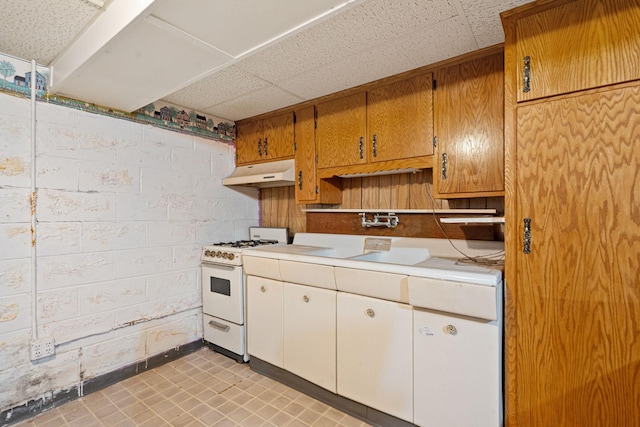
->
[223, 159, 295, 188]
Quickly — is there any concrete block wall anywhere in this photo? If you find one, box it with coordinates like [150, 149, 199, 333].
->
[0, 93, 259, 412]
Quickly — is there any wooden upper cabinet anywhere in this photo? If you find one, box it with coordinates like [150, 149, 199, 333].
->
[235, 112, 294, 165]
[235, 119, 264, 164]
[316, 73, 434, 175]
[294, 106, 341, 204]
[263, 112, 294, 160]
[433, 52, 504, 198]
[316, 92, 367, 169]
[367, 73, 434, 162]
[515, 0, 640, 102]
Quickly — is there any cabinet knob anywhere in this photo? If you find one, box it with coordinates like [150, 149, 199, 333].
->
[298, 170, 303, 190]
[264, 137, 269, 156]
[359, 137, 364, 159]
[257, 138, 262, 156]
[260, 286, 266, 293]
[303, 295, 309, 303]
[365, 308, 375, 318]
[443, 324, 457, 335]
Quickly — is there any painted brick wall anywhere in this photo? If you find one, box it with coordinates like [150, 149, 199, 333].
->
[0, 93, 258, 411]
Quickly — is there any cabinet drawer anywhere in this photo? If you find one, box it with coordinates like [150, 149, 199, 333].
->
[280, 260, 335, 289]
[408, 277, 498, 321]
[244, 256, 281, 281]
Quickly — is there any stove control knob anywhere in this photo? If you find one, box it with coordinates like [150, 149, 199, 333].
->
[222, 252, 229, 259]
[204, 250, 211, 257]
[228, 253, 235, 260]
[215, 251, 222, 257]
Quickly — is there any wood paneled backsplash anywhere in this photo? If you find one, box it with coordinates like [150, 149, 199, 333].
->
[260, 169, 504, 238]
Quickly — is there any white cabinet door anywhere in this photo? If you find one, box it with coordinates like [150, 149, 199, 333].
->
[283, 283, 337, 392]
[337, 292, 413, 422]
[247, 276, 283, 367]
[413, 308, 501, 427]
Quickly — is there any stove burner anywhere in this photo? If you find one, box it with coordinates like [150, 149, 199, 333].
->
[211, 239, 280, 248]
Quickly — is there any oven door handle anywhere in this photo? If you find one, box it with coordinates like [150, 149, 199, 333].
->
[208, 320, 231, 332]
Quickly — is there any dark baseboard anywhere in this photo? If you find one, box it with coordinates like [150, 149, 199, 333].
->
[249, 357, 416, 427]
[205, 342, 247, 363]
[1, 339, 205, 427]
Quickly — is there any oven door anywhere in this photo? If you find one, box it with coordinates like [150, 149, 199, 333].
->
[201, 264, 244, 325]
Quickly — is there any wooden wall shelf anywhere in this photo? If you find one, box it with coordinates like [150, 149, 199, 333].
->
[303, 208, 497, 214]
[304, 210, 502, 241]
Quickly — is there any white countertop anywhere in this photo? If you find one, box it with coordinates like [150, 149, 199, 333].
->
[242, 233, 504, 286]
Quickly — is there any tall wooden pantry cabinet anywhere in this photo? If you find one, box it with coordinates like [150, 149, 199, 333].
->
[501, 0, 640, 426]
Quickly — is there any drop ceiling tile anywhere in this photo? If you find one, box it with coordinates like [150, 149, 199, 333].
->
[0, 0, 101, 65]
[279, 16, 477, 100]
[152, 0, 359, 57]
[202, 86, 305, 121]
[235, 0, 460, 83]
[162, 66, 271, 111]
[53, 18, 233, 112]
[460, 0, 534, 46]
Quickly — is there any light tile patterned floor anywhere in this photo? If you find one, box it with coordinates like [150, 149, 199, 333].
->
[15, 348, 373, 427]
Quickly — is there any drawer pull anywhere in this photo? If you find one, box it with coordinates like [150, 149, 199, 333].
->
[443, 324, 457, 335]
[366, 308, 375, 318]
[209, 321, 230, 332]
[260, 286, 266, 292]
[303, 295, 310, 303]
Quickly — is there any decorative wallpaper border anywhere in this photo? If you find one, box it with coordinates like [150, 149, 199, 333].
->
[0, 52, 235, 143]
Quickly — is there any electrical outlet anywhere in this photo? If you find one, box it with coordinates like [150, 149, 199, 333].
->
[30, 337, 55, 360]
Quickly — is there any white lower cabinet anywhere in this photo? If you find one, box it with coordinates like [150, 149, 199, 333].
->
[413, 308, 501, 427]
[337, 292, 413, 422]
[247, 276, 284, 368]
[283, 283, 337, 392]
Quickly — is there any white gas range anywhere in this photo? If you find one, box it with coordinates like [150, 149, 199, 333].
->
[200, 227, 288, 362]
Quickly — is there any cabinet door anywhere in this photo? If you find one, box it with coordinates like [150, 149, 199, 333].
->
[515, 83, 640, 425]
[433, 52, 504, 198]
[337, 292, 413, 422]
[294, 106, 319, 203]
[316, 92, 367, 169]
[263, 112, 294, 161]
[235, 120, 264, 165]
[367, 73, 433, 162]
[413, 308, 501, 427]
[515, 0, 640, 102]
[246, 276, 283, 367]
[283, 283, 337, 392]
[295, 106, 342, 204]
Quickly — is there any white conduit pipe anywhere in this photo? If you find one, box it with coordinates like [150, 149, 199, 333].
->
[30, 59, 38, 340]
